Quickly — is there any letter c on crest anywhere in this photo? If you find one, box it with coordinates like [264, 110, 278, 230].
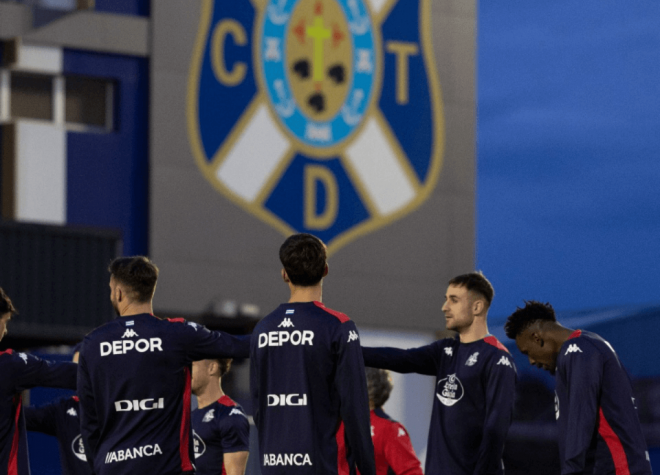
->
[211, 19, 247, 86]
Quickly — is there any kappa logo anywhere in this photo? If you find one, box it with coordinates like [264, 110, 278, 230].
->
[188, 0, 444, 254]
[278, 318, 295, 328]
[71, 434, 87, 461]
[18, 353, 28, 364]
[397, 427, 406, 437]
[496, 356, 512, 367]
[444, 347, 453, 356]
[370, 425, 374, 437]
[67, 407, 78, 417]
[193, 430, 206, 458]
[203, 409, 215, 423]
[121, 329, 139, 338]
[436, 374, 464, 407]
[347, 330, 359, 342]
[230, 407, 246, 417]
[565, 344, 582, 355]
[465, 352, 479, 366]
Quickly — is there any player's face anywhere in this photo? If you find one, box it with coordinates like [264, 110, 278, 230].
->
[442, 285, 475, 332]
[0, 312, 11, 341]
[191, 360, 210, 396]
[515, 328, 557, 375]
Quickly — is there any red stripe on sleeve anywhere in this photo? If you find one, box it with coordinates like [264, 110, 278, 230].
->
[314, 301, 351, 323]
[598, 408, 631, 475]
[8, 395, 22, 475]
[179, 367, 194, 472]
[484, 336, 510, 353]
[568, 329, 582, 340]
[0, 349, 14, 356]
[168, 318, 186, 323]
[217, 395, 236, 407]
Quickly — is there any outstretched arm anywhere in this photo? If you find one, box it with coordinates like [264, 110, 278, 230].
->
[362, 344, 438, 376]
[13, 352, 77, 391]
[169, 319, 251, 360]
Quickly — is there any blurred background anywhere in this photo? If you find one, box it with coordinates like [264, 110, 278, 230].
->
[0, 0, 658, 474]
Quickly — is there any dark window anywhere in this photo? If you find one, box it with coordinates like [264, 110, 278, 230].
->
[65, 75, 112, 128]
[10, 73, 53, 121]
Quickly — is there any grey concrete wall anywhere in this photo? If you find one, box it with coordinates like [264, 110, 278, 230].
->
[150, 0, 475, 332]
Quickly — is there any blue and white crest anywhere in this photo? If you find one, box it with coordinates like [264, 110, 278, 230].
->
[188, 0, 444, 254]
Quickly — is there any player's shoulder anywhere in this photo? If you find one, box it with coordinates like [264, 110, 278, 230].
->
[560, 330, 611, 359]
[482, 335, 511, 354]
[311, 301, 351, 323]
[1, 349, 32, 366]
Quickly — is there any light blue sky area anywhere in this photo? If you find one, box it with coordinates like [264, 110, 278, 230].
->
[476, 1, 660, 319]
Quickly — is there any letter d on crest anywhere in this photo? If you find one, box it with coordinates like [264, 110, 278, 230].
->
[305, 165, 338, 230]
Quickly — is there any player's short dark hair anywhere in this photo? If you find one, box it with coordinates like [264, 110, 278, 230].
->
[279, 233, 327, 287]
[0, 287, 17, 316]
[449, 272, 494, 307]
[108, 256, 159, 303]
[504, 301, 557, 339]
[215, 358, 232, 378]
[366, 368, 393, 409]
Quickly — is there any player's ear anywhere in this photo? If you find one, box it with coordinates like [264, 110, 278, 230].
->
[531, 331, 544, 347]
[472, 298, 484, 315]
[281, 269, 290, 283]
[323, 263, 329, 277]
[208, 360, 218, 376]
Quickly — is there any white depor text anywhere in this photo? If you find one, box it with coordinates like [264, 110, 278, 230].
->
[267, 394, 307, 406]
[105, 444, 162, 464]
[263, 453, 312, 466]
[115, 398, 164, 412]
[100, 338, 163, 356]
[258, 331, 314, 347]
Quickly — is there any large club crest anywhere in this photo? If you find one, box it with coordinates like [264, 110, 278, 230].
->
[188, 0, 444, 254]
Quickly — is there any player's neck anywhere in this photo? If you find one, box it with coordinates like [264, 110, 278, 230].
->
[458, 318, 489, 343]
[119, 301, 153, 317]
[196, 380, 225, 409]
[288, 283, 323, 303]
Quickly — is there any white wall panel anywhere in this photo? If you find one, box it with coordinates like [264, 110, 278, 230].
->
[15, 121, 67, 224]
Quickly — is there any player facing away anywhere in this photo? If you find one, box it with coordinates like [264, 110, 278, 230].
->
[362, 272, 517, 475]
[77, 257, 251, 475]
[190, 358, 249, 475]
[250, 233, 376, 475]
[24, 347, 92, 475]
[337, 368, 423, 475]
[0, 287, 78, 475]
[504, 301, 653, 475]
